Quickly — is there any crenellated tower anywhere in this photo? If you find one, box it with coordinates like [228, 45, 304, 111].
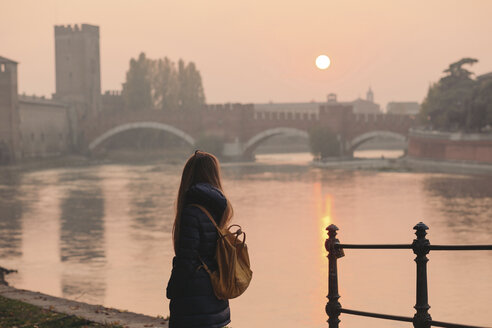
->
[54, 24, 101, 118]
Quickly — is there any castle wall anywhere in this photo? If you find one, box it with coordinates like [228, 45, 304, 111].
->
[408, 130, 492, 164]
[102, 91, 124, 112]
[202, 103, 255, 143]
[18, 96, 72, 158]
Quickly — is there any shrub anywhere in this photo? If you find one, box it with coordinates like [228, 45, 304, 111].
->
[308, 126, 341, 160]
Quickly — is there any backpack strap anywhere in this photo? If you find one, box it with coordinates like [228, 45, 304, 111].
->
[190, 204, 243, 241]
[189, 204, 221, 232]
[189, 204, 219, 275]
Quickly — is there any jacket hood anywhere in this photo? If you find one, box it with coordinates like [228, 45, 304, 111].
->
[185, 183, 227, 219]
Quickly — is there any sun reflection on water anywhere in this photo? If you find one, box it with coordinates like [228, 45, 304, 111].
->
[321, 195, 332, 229]
[314, 182, 333, 252]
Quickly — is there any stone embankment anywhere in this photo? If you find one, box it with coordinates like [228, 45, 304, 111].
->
[0, 284, 168, 328]
[408, 129, 492, 163]
[402, 157, 492, 175]
[312, 157, 492, 175]
[312, 158, 401, 170]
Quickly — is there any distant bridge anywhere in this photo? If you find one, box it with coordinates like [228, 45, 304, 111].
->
[80, 103, 415, 159]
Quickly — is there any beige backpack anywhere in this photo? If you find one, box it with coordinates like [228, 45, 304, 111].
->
[191, 204, 253, 300]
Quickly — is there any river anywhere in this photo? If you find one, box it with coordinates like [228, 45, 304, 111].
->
[0, 151, 491, 327]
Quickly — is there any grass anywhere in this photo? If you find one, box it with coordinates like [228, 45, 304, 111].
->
[0, 295, 122, 328]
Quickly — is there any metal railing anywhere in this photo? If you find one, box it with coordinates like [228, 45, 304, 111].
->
[325, 222, 492, 328]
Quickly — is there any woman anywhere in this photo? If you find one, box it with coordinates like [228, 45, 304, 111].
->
[166, 150, 232, 328]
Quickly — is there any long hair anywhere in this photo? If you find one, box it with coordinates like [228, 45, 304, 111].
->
[172, 150, 233, 252]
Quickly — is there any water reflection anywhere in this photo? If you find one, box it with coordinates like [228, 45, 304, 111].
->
[314, 182, 333, 242]
[223, 163, 311, 182]
[128, 168, 175, 235]
[0, 158, 490, 327]
[59, 172, 106, 302]
[0, 171, 23, 258]
[425, 175, 492, 199]
[61, 265, 106, 304]
[424, 175, 492, 241]
[60, 186, 105, 262]
[18, 170, 62, 295]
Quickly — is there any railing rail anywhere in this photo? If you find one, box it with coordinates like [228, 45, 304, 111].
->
[336, 244, 492, 251]
[325, 222, 492, 328]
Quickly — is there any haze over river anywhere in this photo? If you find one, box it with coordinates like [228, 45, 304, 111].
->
[1, 152, 491, 327]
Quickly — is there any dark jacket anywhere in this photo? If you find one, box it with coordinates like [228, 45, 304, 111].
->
[166, 183, 230, 328]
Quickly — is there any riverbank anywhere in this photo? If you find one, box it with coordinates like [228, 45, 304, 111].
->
[0, 294, 119, 327]
[2, 150, 491, 177]
[0, 150, 187, 173]
[0, 155, 92, 173]
[0, 285, 169, 328]
[402, 157, 492, 175]
[311, 156, 492, 175]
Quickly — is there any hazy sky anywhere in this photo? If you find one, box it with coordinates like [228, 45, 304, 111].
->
[2, 0, 492, 109]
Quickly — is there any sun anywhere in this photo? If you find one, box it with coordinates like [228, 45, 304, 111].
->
[315, 55, 331, 70]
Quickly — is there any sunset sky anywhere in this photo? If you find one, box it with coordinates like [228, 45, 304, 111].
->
[2, 0, 492, 110]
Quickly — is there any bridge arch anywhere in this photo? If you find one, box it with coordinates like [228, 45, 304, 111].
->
[349, 130, 407, 152]
[88, 122, 195, 151]
[243, 127, 309, 156]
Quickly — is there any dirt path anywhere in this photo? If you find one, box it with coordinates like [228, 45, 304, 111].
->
[0, 285, 168, 328]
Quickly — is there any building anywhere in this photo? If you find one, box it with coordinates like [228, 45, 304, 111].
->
[253, 87, 382, 118]
[0, 56, 21, 163]
[54, 24, 101, 118]
[0, 23, 103, 163]
[325, 88, 381, 114]
[366, 87, 374, 102]
[0, 56, 73, 163]
[327, 93, 337, 103]
[350, 98, 381, 114]
[387, 102, 420, 115]
[18, 95, 72, 159]
[349, 87, 381, 114]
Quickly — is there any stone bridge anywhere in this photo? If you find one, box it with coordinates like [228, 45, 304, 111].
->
[80, 103, 415, 159]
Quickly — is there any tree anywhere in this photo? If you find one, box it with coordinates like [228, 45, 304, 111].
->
[177, 60, 206, 110]
[195, 135, 224, 158]
[308, 126, 340, 160]
[468, 77, 492, 130]
[122, 53, 152, 110]
[420, 58, 478, 130]
[153, 57, 179, 110]
[122, 54, 206, 111]
[443, 58, 478, 80]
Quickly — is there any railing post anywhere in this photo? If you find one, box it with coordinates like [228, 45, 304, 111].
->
[412, 222, 432, 328]
[325, 224, 344, 328]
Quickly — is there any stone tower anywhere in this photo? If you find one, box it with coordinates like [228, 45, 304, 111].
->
[0, 56, 20, 163]
[54, 24, 101, 118]
[366, 87, 374, 103]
